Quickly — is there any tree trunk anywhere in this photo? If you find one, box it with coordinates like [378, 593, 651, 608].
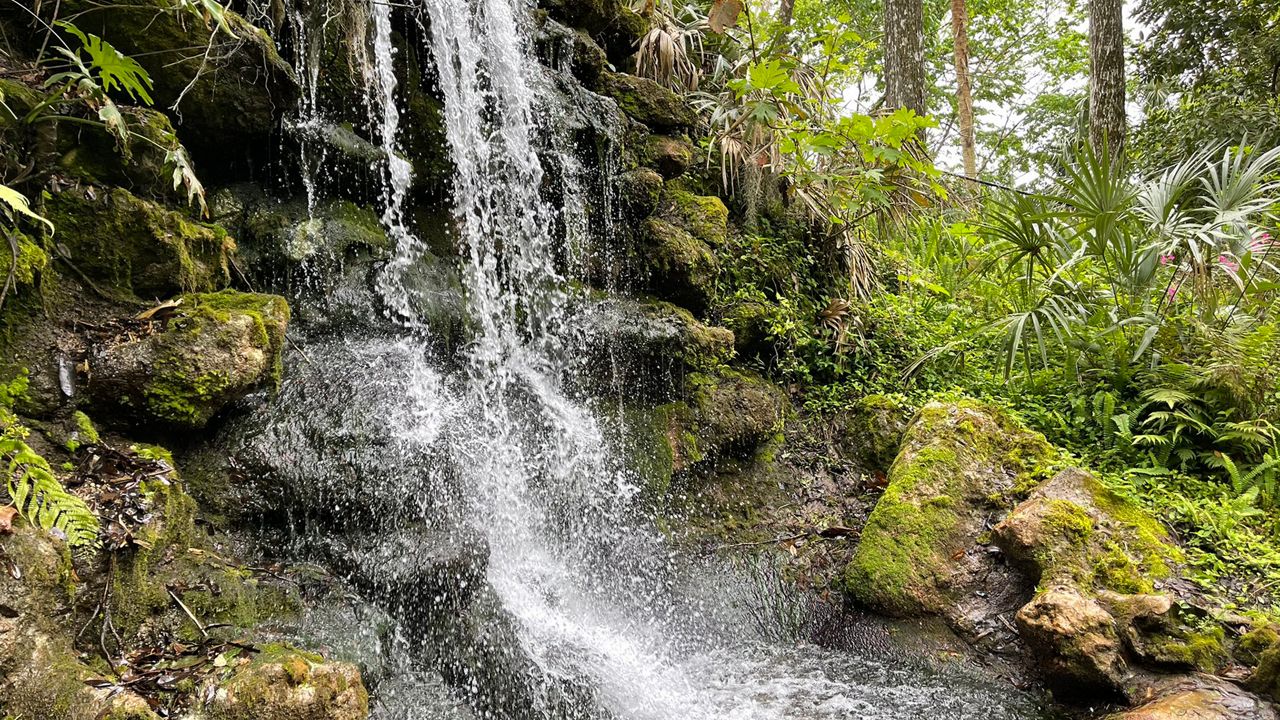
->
[1088, 0, 1126, 154]
[951, 0, 976, 178]
[778, 0, 795, 26]
[884, 0, 926, 115]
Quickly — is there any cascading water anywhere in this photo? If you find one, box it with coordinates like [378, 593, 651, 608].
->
[231, 1, 1063, 718]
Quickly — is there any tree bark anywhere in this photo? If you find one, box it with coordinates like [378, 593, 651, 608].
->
[884, 0, 926, 115]
[778, 0, 795, 26]
[951, 0, 977, 178]
[1088, 0, 1126, 154]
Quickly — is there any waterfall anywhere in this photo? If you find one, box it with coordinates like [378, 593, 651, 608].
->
[237, 1, 1060, 717]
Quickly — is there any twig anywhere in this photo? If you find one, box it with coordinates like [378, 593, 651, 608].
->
[939, 169, 1038, 196]
[286, 333, 315, 367]
[167, 586, 208, 640]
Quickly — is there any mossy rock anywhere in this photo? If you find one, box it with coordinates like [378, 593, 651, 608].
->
[993, 468, 1181, 595]
[616, 168, 665, 220]
[44, 186, 235, 298]
[640, 135, 696, 180]
[659, 184, 729, 248]
[844, 399, 1056, 616]
[0, 231, 51, 299]
[601, 73, 697, 130]
[56, 0, 296, 160]
[685, 370, 788, 463]
[1016, 584, 1128, 700]
[201, 647, 368, 720]
[56, 107, 188, 202]
[87, 291, 290, 429]
[239, 196, 389, 271]
[640, 217, 717, 312]
[832, 393, 913, 472]
[541, 0, 646, 61]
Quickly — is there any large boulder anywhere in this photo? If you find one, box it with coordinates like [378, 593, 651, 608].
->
[843, 400, 1056, 616]
[639, 217, 717, 312]
[539, 0, 646, 62]
[45, 187, 236, 298]
[640, 135, 697, 180]
[87, 291, 289, 429]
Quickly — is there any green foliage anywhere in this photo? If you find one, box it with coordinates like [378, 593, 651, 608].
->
[0, 420, 99, 550]
[54, 22, 154, 105]
[0, 185, 54, 236]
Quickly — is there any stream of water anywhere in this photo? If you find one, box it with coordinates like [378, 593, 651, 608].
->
[242, 1, 1063, 717]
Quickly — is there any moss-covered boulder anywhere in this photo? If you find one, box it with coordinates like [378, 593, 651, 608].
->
[640, 217, 717, 312]
[843, 399, 1055, 616]
[88, 291, 289, 429]
[659, 185, 729, 249]
[641, 135, 696, 180]
[56, 0, 296, 161]
[200, 647, 369, 720]
[832, 394, 913, 473]
[237, 195, 390, 272]
[45, 186, 235, 298]
[993, 468, 1181, 594]
[602, 73, 697, 130]
[57, 107, 189, 203]
[540, 0, 646, 62]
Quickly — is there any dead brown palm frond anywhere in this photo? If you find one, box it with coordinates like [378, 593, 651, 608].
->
[635, 11, 702, 91]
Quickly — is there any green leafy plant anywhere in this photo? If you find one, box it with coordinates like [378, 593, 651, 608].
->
[2, 435, 100, 549]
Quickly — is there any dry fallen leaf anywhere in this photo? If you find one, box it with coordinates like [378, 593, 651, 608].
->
[708, 0, 743, 33]
[0, 505, 17, 535]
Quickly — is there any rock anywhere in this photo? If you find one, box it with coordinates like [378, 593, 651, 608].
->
[721, 300, 773, 360]
[237, 195, 390, 272]
[685, 370, 789, 462]
[88, 291, 289, 429]
[1248, 640, 1280, 700]
[540, 0, 646, 61]
[575, 295, 734, 398]
[843, 399, 1055, 616]
[832, 394, 912, 472]
[201, 648, 369, 720]
[993, 468, 1181, 593]
[58, 0, 296, 164]
[601, 73, 697, 130]
[641, 135, 696, 180]
[659, 184, 729, 248]
[535, 19, 611, 89]
[639, 217, 718, 312]
[1110, 675, 1278, 720]
[53, 105, 189, 203]
[616, 168, 665, 220]
[44, 186, 236, 298]
[1016, 584, 1128, 700]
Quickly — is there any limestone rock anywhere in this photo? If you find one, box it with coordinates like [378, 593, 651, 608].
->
[617, 168, 665, 220]
[88, 291, 290, 429]
[45, 187, 235, 297]
[1016, 584, 1128, 700]
[659, 185, 730, 248]
[602, 73, 697, 130]
[832, 394, 912, 472]
[1110, 675, 1278, 720]
[576, 295, 734, 398]
[844, 400, 1055, 616]
[640, 217, 718, 312]
[641, 135, 697, 180]
[202, 649, 369, 720]
[540, 0, 646, 61]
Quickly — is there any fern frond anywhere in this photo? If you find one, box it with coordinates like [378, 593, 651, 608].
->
[2, 437, 100, 549]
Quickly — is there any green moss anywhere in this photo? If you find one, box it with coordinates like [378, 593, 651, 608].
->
[1237, 624, 1280, 666]
[663, 185, 729, 248]
[43, 187, 234, 297]
[65, 411, 100, 452]
[1091, 542, 1153, 594]
[0, 232, 51, 292]
[602, 73, 695, 129]
[642, 217, 718, 311]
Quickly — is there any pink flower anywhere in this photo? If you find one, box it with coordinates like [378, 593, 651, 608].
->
[1167, 282, 1180, 300]
[1250, 231, 1275, 253]
[1218, 255, 1239, 273]
[1158, 253, 1176, 265]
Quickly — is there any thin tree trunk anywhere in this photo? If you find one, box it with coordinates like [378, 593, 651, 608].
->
[884, 0, 926, 115]
[778, 0, 795, 26]
[951, 0, 976, 178]
[1088, 0, 1126, 154]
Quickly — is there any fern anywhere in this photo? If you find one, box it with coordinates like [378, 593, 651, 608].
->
[2, 437, 100, 549]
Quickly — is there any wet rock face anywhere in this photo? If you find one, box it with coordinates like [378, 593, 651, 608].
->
[88, 291, 290, 429]
[57, 0, 296, 170]
[601, 73, 698, 131]
[1016, 584, 1128, 700]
